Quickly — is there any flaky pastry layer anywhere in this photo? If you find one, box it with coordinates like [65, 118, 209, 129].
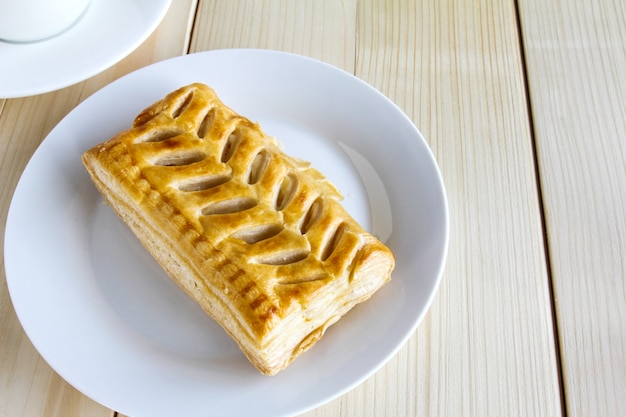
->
[82, 83, 394, 375]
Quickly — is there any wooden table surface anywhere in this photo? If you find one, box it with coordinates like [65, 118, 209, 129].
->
[1, 0, 624, 416]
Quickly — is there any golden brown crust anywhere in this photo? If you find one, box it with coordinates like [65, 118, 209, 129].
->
[82, 83, 394, 375]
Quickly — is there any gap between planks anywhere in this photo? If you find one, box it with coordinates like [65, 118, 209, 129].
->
[511, 0, 568, 416]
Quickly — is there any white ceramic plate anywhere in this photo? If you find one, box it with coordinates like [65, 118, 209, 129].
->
[5, 49, 449, 417]
[0, 0, 171, 98]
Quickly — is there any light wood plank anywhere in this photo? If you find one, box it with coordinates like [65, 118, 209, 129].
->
[518, 0, 626, 416]
[190, 0, 356, 72]
[191, 2, 363, 416]
[350, 0, 563, 415]
[0, 1, 197, 415]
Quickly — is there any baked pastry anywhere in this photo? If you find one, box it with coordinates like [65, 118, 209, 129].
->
[82, 83, 394, 375]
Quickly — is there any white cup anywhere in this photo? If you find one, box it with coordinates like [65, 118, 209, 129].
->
[0, 0, 90, 42]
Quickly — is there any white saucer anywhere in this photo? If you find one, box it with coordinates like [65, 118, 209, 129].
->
[0, 0, 171, 98]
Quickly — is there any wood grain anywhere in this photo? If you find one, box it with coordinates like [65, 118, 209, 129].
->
[518, 0, 626, 416]
[0, 1, 196, 416]
[347, 0, 563, 415]
[190, 3, 358, 415]
[191, 0, 356, 72]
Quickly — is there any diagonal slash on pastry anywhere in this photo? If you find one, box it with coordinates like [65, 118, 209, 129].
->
[82, 83, 395, 375]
